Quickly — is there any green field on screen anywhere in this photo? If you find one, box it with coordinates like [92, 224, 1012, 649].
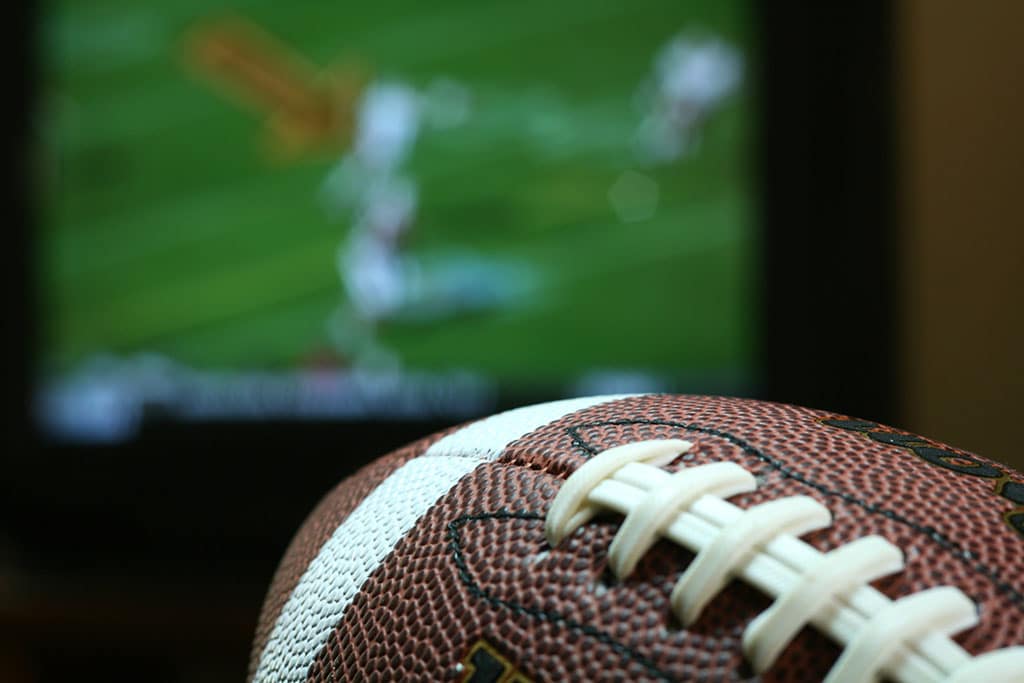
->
[39, 0, 755, 387]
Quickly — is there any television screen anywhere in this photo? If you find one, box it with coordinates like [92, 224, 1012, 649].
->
[35, 0, 757, 441]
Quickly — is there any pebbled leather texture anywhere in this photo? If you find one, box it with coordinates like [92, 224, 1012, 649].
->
[252, 394, 1024, 682]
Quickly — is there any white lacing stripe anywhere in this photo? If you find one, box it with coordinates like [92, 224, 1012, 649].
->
[946, 648, 1024, 683]
[744, 535, 903, 673]
[608, 463, 755, 579]
[672, 495, 832, 627]
[546, 439, 691, 546]
[826, 587, 977, 683]
[544, 440, 1024, 683]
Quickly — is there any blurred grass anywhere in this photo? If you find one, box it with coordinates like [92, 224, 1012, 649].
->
[38, 0, 755, 382]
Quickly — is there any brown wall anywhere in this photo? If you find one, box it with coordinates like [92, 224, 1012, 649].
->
[899, 0, 1024, 471]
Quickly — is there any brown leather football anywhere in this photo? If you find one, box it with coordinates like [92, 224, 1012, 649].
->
[248, 394, 1024, 682]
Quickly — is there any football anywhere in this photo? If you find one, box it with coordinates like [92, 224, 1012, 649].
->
[249, 394, 1024, 682]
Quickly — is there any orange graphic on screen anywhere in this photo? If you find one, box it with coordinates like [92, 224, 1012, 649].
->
[183, 15, 368, 158]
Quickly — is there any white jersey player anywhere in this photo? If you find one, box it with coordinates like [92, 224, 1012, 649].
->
[635, 33, 743, 164]
[320, 81, 423, 365]
[322, 76, 531, 367]
[337, 175, 420, 321]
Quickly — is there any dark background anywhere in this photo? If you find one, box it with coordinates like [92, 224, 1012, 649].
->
[5, 2, 1024, 681]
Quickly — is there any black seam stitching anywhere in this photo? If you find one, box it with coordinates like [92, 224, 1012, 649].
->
[447, 510, 678, 682]
[565, 418, 1024, 610]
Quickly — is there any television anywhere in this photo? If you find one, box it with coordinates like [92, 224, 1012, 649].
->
[13, 0, 899, 525]
[33, 0, 763, 443]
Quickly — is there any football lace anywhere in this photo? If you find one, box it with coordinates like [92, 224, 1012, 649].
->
[544, 439, 1024, 683]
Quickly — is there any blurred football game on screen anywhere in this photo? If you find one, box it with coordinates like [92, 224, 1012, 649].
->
[37, 0, 754, 440]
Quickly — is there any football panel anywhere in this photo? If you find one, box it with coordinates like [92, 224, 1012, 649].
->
[250, 395, 634, 683]
[498, 394, 1024, 654]
[310, 460, 809, 681]
[316, 394, 1023, 680]
[248, 430, 448, 680]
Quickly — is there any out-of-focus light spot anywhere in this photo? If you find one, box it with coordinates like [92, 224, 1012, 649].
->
[423, 77, 472, 130]
[572, 369, 673, 397]
[608, 169, 660, 223]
